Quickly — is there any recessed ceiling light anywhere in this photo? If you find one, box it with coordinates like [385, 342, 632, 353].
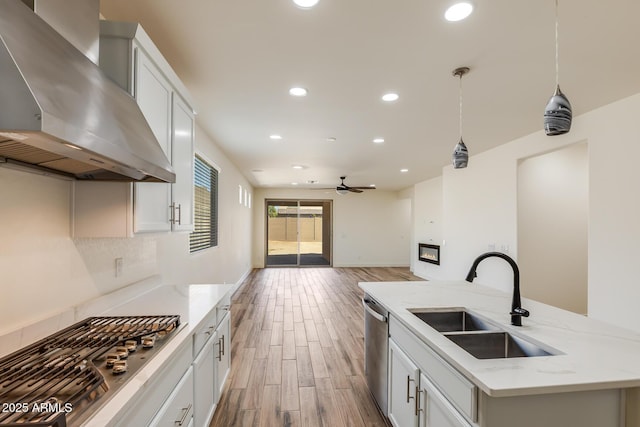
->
[292, 182, 299, 185]
[270, 134, 282, 140]
[369, 184, 376, 187]
[326, 137, 337, 142]
[445, 2, 473, 22]
[293, 0, 319, 8]
[382, 92, 399, 102]
[292, 165, 304, 170]
[400, 168, 409, 173]
[373, 138, 385, 144]
[289, 87, 308, 97]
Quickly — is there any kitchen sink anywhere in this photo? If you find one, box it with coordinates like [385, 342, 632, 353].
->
[409, 307, 560, 359]
[410, 309, 499, 332]
[445, 331, 557, 359]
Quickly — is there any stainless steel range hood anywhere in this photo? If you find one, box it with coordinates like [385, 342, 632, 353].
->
[0, 0, 175, 182]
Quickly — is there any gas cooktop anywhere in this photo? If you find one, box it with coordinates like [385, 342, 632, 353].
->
[0, 315, 180, 427]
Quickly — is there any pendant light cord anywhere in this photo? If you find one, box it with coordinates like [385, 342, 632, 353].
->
[459, 73, 463, 139]
[555, 0, 559, 87]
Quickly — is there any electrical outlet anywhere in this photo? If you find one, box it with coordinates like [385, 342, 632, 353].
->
[115, 257, 123, 277]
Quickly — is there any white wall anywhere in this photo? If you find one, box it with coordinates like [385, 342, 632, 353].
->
[518, 143, 588, 314]
[411, 92, 640, 332]
[253, 188, 411, 268]
[0, 124, 253, 334]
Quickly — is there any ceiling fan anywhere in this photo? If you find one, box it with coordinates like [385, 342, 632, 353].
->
[319, 176, 376, 195]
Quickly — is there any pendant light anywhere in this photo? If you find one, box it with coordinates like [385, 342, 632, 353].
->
[452, 67, 470, 169]
[544, 0, 572, 135]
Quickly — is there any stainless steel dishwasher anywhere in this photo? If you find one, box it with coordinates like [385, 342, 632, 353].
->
[362, 295, 389, 416]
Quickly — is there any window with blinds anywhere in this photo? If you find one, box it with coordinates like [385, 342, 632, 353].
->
[190, 154, 218, 252]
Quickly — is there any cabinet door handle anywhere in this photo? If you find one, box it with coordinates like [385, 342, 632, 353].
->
[169, 203, 176, 224]
[169, 203, 182, 225]
[406, 376, 415, 403]
[221, 334, 225, 356]
[175, 203, 181, 225]
[175, 403, 192, 426]
[415, 386, 423, 416]
[217, 338, 223, 361]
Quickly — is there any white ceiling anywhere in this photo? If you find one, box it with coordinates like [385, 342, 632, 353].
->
[100, 0, 640, 191]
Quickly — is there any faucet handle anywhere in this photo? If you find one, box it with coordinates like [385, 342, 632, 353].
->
[511, 307, 530, 317]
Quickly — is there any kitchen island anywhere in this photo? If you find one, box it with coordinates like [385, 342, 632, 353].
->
[360, 280, 640, 427]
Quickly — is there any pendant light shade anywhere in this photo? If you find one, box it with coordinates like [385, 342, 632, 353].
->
[452, 138, 468, 169]
[544, 0, 572, 135]
[544, 85, 572, 135]
[452, 67, 470, 169]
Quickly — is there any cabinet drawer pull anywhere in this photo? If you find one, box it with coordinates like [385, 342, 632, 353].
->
[415, 386, 423, 416]
[406, 376, 415, 403]
[175, 403, 192, 426]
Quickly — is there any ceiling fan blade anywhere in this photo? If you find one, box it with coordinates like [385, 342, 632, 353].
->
[349, 186, 376, 190]
[348, 188, 363, 193]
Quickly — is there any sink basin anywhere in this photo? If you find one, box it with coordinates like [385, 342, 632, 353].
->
[445, 332, 557, 359]
[409, 307, 560, 359]
[410, 309, 499, 333]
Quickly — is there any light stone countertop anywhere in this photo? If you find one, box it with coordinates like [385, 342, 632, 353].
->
[359, 280, 640, 398]
[81, 283, 234, 427]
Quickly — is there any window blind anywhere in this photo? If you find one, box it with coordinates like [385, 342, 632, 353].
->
[190, 155, 218, 252]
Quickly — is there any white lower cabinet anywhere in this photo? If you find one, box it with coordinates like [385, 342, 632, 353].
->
[215, 312, 231, 398]
[114, 339, 193, 427]
[388, 339, 471, 427]
[149, 366, 194, 427]
[388, 339, 419, 427]
[419, 373, 471, 427]
[193, 329, 217, 427]
[191, 304, 232, 427]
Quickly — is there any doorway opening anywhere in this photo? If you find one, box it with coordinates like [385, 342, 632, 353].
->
[265, 199, 332, 267]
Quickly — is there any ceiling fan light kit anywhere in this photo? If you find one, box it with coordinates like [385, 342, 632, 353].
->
[452, 66, 470, 169]
[544, 0, 572, 135]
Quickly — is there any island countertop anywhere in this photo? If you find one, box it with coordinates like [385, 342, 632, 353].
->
[359, 280, 640, 397]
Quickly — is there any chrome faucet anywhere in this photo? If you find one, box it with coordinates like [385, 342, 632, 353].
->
[465, 252, 530, 326]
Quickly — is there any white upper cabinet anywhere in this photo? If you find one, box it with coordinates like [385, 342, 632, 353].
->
[170, 94, 195, 232]
[134, 49, 173, 232]
[73, 21, 195, 237]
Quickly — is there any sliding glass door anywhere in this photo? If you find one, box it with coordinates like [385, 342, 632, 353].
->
[266, 199, 332, 267]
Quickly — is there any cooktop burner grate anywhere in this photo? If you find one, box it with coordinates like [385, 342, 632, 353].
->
[0, 315, 180, 427]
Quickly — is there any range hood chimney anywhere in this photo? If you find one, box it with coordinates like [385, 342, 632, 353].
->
[0, 0, 175, 182]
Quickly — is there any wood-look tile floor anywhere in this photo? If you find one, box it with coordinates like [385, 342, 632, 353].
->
[209, 267, 421, 427]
